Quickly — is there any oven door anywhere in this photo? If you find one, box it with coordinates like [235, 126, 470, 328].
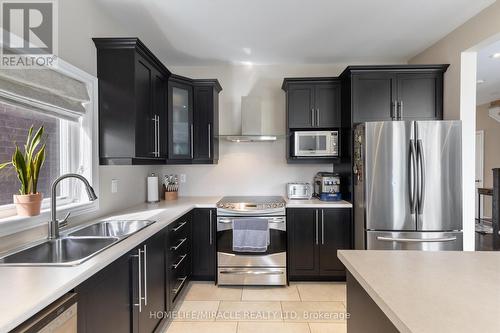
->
[217, 215, 286, 268]
[294, 131, 335, 157]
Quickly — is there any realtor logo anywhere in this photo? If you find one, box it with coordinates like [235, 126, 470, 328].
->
[1, 0, 58, 68]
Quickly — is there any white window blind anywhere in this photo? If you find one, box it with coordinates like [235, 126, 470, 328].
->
[0, 68, 90, 120]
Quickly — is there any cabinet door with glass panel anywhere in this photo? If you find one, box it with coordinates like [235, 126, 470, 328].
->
[168, 79, 193, 160]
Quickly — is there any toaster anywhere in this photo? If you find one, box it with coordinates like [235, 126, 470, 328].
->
[287, 182, 313, 200]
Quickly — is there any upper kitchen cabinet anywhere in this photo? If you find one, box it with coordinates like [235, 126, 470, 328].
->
[341, 65, 448, 123]
[167, 75, 222, 164]
[168, 75, 194, 161]
[93, 37, 171, 165]
[193, 80, 222, 164]
[282, 78, 341, 129]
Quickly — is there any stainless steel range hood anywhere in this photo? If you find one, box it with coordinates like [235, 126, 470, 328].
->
[223, 96, 280, 142]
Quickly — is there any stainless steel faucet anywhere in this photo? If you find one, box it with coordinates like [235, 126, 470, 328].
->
[49, 173, 98, 239]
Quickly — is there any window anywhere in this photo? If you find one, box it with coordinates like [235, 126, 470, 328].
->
[0, 59, 98, 227]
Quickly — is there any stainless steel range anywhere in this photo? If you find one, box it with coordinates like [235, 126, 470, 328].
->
[216, 196, 287, 286]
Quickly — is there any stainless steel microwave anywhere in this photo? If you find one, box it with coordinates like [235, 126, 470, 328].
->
[293, 130, 339, 157]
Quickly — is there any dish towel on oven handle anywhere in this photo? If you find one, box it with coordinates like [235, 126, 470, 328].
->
[232, 218, 270, 253]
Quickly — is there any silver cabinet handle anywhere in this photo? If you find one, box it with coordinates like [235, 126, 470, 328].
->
[409, 139, 417, 214]
[377, 236, 457, 243]
[315, 210, 319, 245]
[399, 100, 404, 119]
[157, 115, 160, 157]
[171, 238, 187, 251]
[316, 108, 320, 126]
[209, 210, 213, 245]
[190, 124, 194, 159]
[417, 139, 425, 214]
[172, 221, 187, 232]
[151, 117, 157, 156]
[391, 101, 396, 120]
[143, 245, 147, 306]
[132, 248, 144, 312]
[172, 254, 187, 269]
[321, 209, 325, 245]
[208, 123, 211, 159]
[172, 276, 188, 294]
[311, 108, 315, 127]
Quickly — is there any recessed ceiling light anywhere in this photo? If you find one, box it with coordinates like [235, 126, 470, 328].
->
[477, 79, 485, 84]
[491, 53, 500, 58]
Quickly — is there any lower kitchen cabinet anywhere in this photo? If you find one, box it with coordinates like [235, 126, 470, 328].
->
[287, 208, 352, 280]
[167, 212, 192, 308]
[191, 209, 217, 280]
[76, 229, 167, 333]
[76, 251, 132, 333]
[133, 231, 167, 333]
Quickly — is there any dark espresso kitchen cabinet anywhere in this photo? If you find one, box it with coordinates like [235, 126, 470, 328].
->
[76, 251, 132, 333]
[167, 213, 192, 308]
[76, 229, 167, 333]
[191, 209, 217, 280]
[93, 37, 171, 165]
[167, 75, 222, 164]
[282, 78, 341, 129]
[193, 81, 222, 164]
[341, 65, 448, 123]
[287, 208, 352, 280]
[133, 231, 167, 333]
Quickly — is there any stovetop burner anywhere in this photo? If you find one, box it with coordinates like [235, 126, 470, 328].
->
[216, 196, 286, 211]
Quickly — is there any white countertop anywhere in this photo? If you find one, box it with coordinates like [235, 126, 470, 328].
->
[338, 250, 500, 333]
[0, 196, 352, 332]
[285, 198, 352, 208]
[0, 197, 219, 333]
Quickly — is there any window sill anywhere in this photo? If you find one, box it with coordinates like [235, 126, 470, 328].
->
[0, 200, 99, 238]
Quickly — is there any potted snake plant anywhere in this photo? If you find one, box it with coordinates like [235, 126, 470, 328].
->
[0, 126, 46, 216]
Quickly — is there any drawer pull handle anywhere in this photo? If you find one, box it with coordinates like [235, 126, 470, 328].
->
[376, 236, 457, 243]
[170, 238, 187, 251]
[172, 254, 187, 269]
[172, 221, 187, 232]
[172, 276, 188, 294]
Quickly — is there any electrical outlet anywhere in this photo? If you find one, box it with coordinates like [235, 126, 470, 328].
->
[111, 179, 118, 193]
[180, 174, 187, 183]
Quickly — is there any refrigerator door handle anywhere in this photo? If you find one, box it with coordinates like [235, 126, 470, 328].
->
[409, 139, 417, 214]
[417, 139, 426, 214]
[377, 236, 457, 243]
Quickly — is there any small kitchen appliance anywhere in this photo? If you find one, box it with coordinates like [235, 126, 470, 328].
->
[293, 130, 339, 157]
[287, 182, 313, 200]
[314, 172, 341, 201]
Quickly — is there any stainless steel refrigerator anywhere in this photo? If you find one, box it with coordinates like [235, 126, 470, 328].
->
[353, 121, 463, 250]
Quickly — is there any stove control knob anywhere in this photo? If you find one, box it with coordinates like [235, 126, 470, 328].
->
[272, 203, 277, 208]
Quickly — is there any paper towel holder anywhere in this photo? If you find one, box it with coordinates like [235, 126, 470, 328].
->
[147, 173, 160, 203]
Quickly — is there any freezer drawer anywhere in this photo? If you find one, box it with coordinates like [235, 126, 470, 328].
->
[366, 231, 463, 250]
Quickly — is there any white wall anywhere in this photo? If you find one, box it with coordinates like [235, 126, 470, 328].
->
[409, 1, 500, 250]
[56, 0, 160, 224]
[162, 63, 384, 196]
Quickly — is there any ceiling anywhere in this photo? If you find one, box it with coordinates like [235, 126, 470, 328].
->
[95, 0, 495, 66]
[477, 39, 500, 105]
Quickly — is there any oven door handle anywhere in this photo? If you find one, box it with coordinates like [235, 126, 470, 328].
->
[219, 270, 285, 275]
[217, 217, 286, 224]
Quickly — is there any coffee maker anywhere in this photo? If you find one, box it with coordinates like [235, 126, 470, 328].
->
[314, 172, 341, 201]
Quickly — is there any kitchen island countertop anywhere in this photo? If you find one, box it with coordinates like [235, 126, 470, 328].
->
[338, 250, 500, 333]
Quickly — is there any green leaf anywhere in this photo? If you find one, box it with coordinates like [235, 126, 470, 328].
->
[27, 126, 43, 159]
[0, 161, 11, 170]
[12, 146, 28, 195]
[32, 144, 46, 194]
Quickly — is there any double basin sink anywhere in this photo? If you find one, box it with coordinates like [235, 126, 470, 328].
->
[0, 220, 155, 266]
